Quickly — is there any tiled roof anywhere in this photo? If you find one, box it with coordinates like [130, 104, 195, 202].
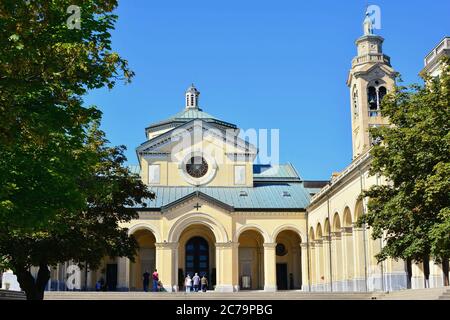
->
[139, 183, 311, 210]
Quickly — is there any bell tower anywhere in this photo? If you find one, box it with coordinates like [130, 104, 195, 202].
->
[185, 84, 200, 109]
[347, 12, 397, 159]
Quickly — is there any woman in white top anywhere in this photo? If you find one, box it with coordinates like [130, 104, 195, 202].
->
[184, 274, 192, 293]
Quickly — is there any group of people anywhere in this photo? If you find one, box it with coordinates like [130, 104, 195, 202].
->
[143, 269, 162, 292]
[184, 273, 208, 292]
[141, 269, 209, 292]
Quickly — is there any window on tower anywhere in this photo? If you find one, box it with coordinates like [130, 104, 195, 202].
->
[368, 84, 388, 117]
[190, 95, 194, 106]
[353, 85, 359, 118]
[368, 86, 378, 116]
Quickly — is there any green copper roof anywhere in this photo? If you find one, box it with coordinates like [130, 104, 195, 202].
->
[138, 182, 311, 210]
[146, 107, 237, 131]
[253, 163, 301, 181]
[170, 108, 218, 120]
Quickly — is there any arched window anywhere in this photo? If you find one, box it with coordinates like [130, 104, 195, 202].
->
[368, 86, 378, 114]
[367, 83, 388, 117]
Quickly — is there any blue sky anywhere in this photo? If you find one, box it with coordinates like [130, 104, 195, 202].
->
[84, 0, 450, 180]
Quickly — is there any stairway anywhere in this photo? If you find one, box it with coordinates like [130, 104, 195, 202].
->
[0, 289, 26, 300]
[44, 291, 375, 300]
[376, 287, 450, 300]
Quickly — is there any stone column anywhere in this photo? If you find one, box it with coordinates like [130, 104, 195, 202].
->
[263, 243, 277, 292]
[331, 232, 343, 291]
[117, 257, 130, 291]
[411, 261, 425, 289]
[366, 229, 383, 291]
[352, 226, 367, 291]
[215, 242, 238, 292]
[315, 240, 324, 291]
[341, 227, 354, 291]
[309, 242, 316, 291]
[155, 242, 178, 292]
[383, 257, 408, 291]
[322, 237, 332, 291]
[429, 259, 445, 288]
[300, 243, 310, 291]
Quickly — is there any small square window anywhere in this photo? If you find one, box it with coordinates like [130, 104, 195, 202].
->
[148, 164, 160, 184]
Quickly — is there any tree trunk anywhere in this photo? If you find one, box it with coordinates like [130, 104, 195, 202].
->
[15, 264, 50, 300]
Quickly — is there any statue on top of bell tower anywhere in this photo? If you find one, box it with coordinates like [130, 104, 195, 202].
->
[363, 12, 374, 35]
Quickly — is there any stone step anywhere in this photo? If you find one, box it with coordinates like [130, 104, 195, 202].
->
[0, 290, 26, 300]
[377, 287, 450, 300]
[42, 287, 450, 300]
[44, 291, 374, 300]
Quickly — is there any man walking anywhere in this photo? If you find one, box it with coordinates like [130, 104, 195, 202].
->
[192, 273, 200, 292]
[184, 274, 192, 293]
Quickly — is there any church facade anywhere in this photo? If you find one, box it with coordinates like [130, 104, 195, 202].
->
[111, 83, 317, 292]
[2, 18, 449, 294]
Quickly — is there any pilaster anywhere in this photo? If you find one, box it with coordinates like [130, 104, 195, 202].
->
[155, 242, 178, 292]
[215, 242, 239, 292]
[263, 243, 277, 292]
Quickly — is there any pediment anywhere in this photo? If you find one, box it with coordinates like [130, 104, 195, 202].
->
[160, 191, 234, 214]
[136, 119, 257, 157]
[347, 63, 396, 85]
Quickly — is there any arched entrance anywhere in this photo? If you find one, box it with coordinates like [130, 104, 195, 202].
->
[238, 230, 264, 290]
[130, 229, 156, 291]
[178, 224, 216, 290]
[275, 230, 302, 290]
[185, 237, 209, 279]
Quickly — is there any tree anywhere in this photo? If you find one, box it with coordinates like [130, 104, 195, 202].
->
[0, 122, 154, 300]
[0, 1, 152, 299]
[360, 57, 450, 265]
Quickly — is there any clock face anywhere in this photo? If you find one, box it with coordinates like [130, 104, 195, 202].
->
[186, 156, 208, 178]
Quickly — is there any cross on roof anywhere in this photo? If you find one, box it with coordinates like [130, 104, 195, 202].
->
[194, 203, 202, 211]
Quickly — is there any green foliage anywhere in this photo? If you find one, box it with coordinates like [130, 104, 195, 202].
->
[360, 57, 450, 263]
[0, 1, 152, 299]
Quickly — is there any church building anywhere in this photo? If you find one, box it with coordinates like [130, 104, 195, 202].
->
[113, 82, 321, 292]
[1, 15, 449, 294]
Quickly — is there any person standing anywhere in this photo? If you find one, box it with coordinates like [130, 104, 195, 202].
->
[192, 273, 200, 292]
[184, 274, 192, 293]
[152, 269, 159, 292]
[142, 270, 150, 292]
[201, 275, 208, 292]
